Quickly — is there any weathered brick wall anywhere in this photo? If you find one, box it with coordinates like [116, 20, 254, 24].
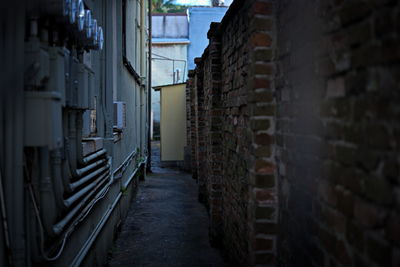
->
[275, 0, 400, 266]
[187, 70, 197, 179]
[189, 0, 278, 266]
[189, 0, 400, 266]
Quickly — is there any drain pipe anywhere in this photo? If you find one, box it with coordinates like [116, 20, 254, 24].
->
[147, 0, 152, 172]
[68, 110, 78, 175]
[50, 149, 67, 211]
[39, 147, 59, 235]
[62, 110, 75, 192]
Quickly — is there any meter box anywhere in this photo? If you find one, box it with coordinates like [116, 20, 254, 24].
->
[48, 47, 67, 106]
[24, 38, 50, 89]
[24, 91, 63, 150]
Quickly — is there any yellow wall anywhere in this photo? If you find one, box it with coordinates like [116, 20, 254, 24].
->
[160, 83, 187, 161]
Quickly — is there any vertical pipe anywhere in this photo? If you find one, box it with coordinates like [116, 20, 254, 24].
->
[68, 110, 78, 173]
[147, 0, 152, 172]
[50, 149, 66, 210]
[76, 110, 84, 165]
[39, 148, 58, 235]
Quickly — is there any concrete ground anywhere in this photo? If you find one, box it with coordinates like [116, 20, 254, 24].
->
[108, 142, 225, 267]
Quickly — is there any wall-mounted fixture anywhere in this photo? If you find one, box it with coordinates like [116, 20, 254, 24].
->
[76, 0, 85, 31]
[114, 102, 127, 131]
[69, 0, 78, 24]
[84, 10, 92, 39]
[97, 26, 104, 50]
[24, 91, 63, 149]
[39, 0, 104, 51]
[91, 19, 98, 47]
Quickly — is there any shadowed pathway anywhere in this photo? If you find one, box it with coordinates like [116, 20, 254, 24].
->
[108, 142, 224, 267]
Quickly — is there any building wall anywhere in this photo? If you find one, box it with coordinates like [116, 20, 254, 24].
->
[160, 84, 187, 161]
[151, 13, 189, 134]
[0, 0, 150, 266]
[151, 43, 188, 127]
[188, 0, 400, 266]
[152, 14, 189, 38]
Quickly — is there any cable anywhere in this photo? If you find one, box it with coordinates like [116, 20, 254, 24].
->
[24, 156, 69, 262]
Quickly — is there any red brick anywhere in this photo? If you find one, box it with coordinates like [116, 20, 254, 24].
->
[251, 32, 272, 47]
[250, 2, 273, 16]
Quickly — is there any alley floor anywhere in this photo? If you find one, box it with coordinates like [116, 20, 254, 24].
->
[108, 142, 225, 267]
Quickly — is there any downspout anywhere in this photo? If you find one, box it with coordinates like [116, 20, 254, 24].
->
[147, 0, 152, 172]
[39, 147, 59, 234]
[50, 149, 67, 211]
[68, 110, 78, 174]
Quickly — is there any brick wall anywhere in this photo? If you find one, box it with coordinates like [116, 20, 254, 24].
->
[275, 0, 400, 266]
[188, 0, 400, 266]
[188, 0, 278, 266]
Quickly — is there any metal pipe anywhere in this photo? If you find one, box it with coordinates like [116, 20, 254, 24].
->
[61, 110, 76, 192]
[69, 164, 109, 191]
[147, 0, 152, 172]
[39, 148, 59, 234]
[83, 149, 107, 164]
[76, 110, 85, 165]
[52, 172, 109, 235]
[50, 149, 67, 210]
[70, 161, 146, 266]
[76, 159, 107, 177]
[68, 110, 78, 174]
[64, 170, 109, 208]
[113, 149, 137, 175]
[123, 160, 145, 189]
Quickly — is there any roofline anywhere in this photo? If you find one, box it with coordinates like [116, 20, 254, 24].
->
[153, 82, 187, 91]
[152, 13, 187, 16]
[152, 41, 190, 45]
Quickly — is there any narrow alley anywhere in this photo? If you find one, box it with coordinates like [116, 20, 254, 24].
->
[108, 142, 225, 267]
[1, 0, 400, 266]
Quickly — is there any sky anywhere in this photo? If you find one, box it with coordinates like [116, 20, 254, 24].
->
[166, 0, 212, 6]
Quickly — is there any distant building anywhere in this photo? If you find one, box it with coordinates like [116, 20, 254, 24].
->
[150, 7, 229, 139]
[166, 0, 232, 6]
[151, 13, 189, 138]
[169, 0, 211, 5]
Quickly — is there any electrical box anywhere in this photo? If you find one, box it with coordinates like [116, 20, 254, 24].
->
[24, 38, 50, 89]
[113, 102, 126, 130]
[48, 47, 67, 106]
[24, 91, 63, 149]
